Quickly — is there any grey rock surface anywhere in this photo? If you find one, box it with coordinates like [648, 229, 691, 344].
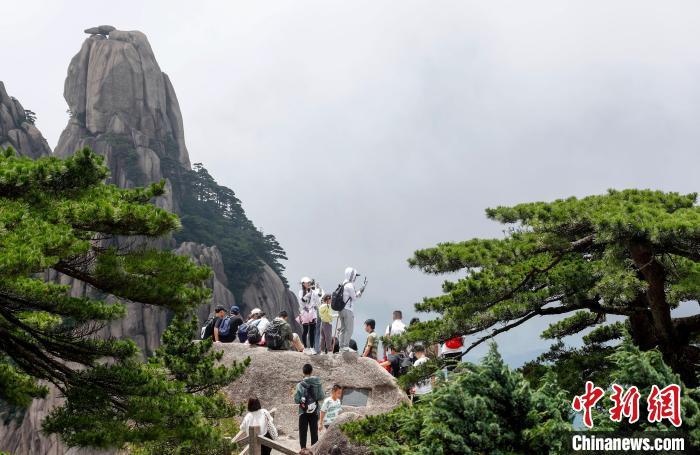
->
[312, 412, 371, 455]
[0, 81, 51, 158]
[216, 343, 408, 452]
[84, 25, 115, 35]
[242, 263, 302, 331]
[175, 241, 236, 324]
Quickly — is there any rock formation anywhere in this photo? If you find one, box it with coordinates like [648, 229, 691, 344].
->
[312, 412, 371, 455]
[175, 242, 236, 323]
[0, 82, 51, 158]
[52, 25, 300, 344]
[217, 343, 408, 452]
[1, 26, 301, 455]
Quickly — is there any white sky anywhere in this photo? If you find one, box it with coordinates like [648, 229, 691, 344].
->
[3, 1, 700, 365]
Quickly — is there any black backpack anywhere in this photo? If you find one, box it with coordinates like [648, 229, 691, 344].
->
[247, 322, 262, 344]
[330, 283, 347, 312]
[299, 381, 317, 414]
[200, 316, 216, 340]
[390, 354, 414, 377]
[265, 319, 285, 350]
[237, 322, 249, 343]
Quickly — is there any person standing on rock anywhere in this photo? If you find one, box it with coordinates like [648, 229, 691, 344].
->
[294, 363, 324, 449]
[318, 294, 334, 354]
[337, 267, 365, 352]
[383, 310, 406, 357]
[298, 277, 321, 354]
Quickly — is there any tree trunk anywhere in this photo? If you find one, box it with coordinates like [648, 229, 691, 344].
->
[628, 242, 696, 385]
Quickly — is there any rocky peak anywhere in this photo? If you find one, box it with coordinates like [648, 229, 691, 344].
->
[0, 82, 51, 158]
[55, 26, 190, 208]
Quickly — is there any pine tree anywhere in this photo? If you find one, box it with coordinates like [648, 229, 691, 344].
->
[0, 147, 245, 449]
[343, 343, 572, 454]
[394, 190, 700, 385]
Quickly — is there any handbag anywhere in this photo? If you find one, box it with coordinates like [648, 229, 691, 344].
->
[264, 409, 278, 440]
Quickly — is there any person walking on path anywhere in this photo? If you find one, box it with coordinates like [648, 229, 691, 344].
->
[294, 363, 324, 449]
[337, 267, 364, 352]
[319, 384, 343, 432]
[239, 397, 277, 455]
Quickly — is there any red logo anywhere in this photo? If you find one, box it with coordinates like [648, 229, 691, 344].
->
[647, 384, 682, 427]
[572, 381, 605, 428]
[572, 382, 682, 428]
[609, 385, 640, 424]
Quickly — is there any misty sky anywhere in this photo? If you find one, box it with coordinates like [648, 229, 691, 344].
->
[4, 1, 700, 365]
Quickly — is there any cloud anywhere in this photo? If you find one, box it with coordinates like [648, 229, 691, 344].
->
[4, 0, 700, 365]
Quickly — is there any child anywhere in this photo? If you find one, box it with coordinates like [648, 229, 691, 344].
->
[319, 384, 343, 431]
[318, 294, 334, 354]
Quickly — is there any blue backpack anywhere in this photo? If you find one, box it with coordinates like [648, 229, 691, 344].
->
[237, 322, 249, 342]
[218, 317, 234, 337]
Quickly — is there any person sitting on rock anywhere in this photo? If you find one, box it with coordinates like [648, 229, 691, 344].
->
[294, 363, 324, 449]
[246, 308, 270, 345]
[266, 310, 304, 352]
[239, 397, 276, 455]
[227, 306, 244, 341]
[213, 305, 236, 343]
[319, 384, 343, 432]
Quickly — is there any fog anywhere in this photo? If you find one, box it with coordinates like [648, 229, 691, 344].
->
[4, 1, 700, 364]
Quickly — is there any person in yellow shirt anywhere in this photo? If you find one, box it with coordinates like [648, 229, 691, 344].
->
[318, 294, 334, 354]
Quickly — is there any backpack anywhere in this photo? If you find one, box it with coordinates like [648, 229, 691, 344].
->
[218, 316, 234, 337]
[265, 319, 285, 350]
[247, 322, 262, 344]
[445, 336, 464, 350]
[390, 354, 413, 377]
[200, 316, 216, 340]
[330, 283, 347, 312]
[237, 322, 249, 343]
[299, 381, 317, 414]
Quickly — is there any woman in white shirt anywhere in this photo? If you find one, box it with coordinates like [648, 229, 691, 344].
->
[298, 277, 321, 353]
[239, 397, 276, 455]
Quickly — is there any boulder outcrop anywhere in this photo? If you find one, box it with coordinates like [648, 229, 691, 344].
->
[216, 343, 408, 452]
[0, 81, 51, 158]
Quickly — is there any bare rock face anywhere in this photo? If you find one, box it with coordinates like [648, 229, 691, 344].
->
[0, 81, 51, 158]
[216, 343, 408, 452]
[242, 263, 302, 331]
[54, 28, 190, 213]
[175, 242, 236, 324]
[312, 412, 371, 455]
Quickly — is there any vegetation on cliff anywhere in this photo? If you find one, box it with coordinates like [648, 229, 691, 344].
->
[0, 147, 245, 449]
[169, 161, 288, 298]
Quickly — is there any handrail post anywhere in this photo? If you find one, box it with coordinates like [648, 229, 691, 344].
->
[249, 426, 261, 455]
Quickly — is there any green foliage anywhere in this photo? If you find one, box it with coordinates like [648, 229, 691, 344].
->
[591, 336, 700, 446]
[45, 316, 248, 451]
[171, 162, 288, 298]
[0, 146, 246, 449]
[344, 343, 572, 454]
[395, 190, 700, 385]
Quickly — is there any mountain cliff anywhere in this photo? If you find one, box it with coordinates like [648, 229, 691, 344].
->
[0, 82, 51, 158]
[0, 25, 300, 455]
